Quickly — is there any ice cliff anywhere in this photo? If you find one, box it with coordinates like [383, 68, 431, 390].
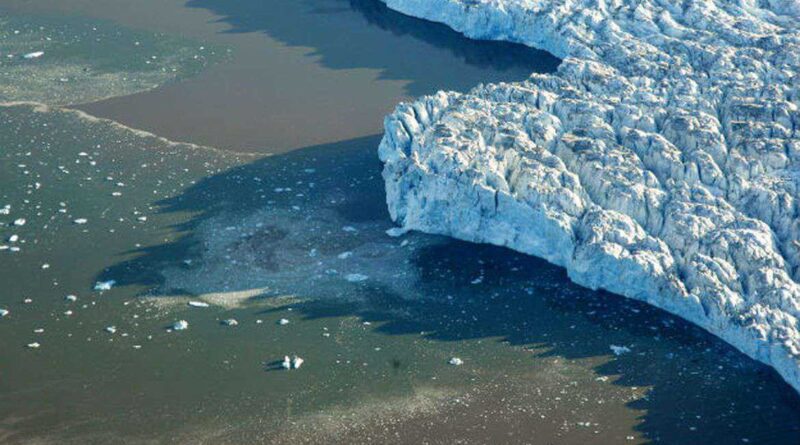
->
[377, 0, 800, 392]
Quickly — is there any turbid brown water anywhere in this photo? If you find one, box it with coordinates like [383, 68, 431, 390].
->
[0, 1, 798, 444]
[6, 0, 558, 153]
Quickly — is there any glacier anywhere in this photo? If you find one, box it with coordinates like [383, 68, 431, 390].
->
[377, 0, 800, 392]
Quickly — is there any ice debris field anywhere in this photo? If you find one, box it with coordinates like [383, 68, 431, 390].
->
[378, 0, 800, 392]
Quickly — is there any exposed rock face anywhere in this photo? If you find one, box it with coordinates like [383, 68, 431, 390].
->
[378, 0, 800, 391]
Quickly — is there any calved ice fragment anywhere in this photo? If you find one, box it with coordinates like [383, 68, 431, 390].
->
[379, 0, 800, 393]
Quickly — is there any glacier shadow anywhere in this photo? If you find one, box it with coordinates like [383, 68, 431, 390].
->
[96, 134, 800, 444]
[184, 0, 561, 96]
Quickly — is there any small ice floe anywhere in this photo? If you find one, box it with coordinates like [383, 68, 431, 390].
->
[281, 355, 304, 370]
[448, 357, 464, 366]
[8, 235, 19, 243]
[345, 273, 368, 283]
[73, 218, 88, 225]
[337, 251, 353, 260]
[12, 218, 26, 226]
[0, 309, 9, 317]
[385, 227, 408, 237]
[105, 326, 117, 334]
[188, 301, 209, 308]
[610, 345, 631, 356]
[0, 205, 9, 215]
[222, 319, 238, 327]
[137, 216, 147, 222]
[64, 294, 77, 302]
[292, 356, 304, 369]
[23, 51, 44, 59]
[23, 298, 32, 304]
[94, 280, 116, 291]
[342, 226, 357, 233]
[41, 263, 50, 270]
[26, 342, 41, 349]
[278, 318, 290, 326]
[64, 310, 73, 316]
[172, 320, 189, 331]
[33, 328, 44, 334]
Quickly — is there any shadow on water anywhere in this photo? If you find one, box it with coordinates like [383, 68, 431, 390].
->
[97, 132, 800, 443]
[184, 0, 560, 96]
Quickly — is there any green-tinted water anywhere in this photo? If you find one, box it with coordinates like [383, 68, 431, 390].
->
[0, 14, 218, 105]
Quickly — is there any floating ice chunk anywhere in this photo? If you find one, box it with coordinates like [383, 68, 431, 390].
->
[385, 227, 408, 237]
[23, 51, 44, 59]
[0, 309, 9, 317]
[73, 218, 88, 225]
[337, 251, 353, 260]
[105, 326, 117, 334]
[137, 216, 148, 222]
[41, 263, 50, 270]
[64, 310, 73, 316]
[222, 318, 238, 326]
[23, 298, 32, 304]
[0, 205, 9, 215]
[26, 342, 41, 349]
[172, 320, 189, 331]
[64, 294, 77, 302]
[188, 301, 210, 308]
[448, 357, 464, 366]
[12, 218, 26, 226]
[610, 345, 631, 356]
[345, 273, 368, 283]
[8, 235, 19, 243]
[281, 355, 292, 370]
[278, 318, 290, 326]
[342, 226, 357, 233]
[33, 328, 44, 333]
[94, 280, 116, 291]
[292, 356, 304, 369]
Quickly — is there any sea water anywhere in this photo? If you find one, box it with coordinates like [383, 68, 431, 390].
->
[0, 1, 798, 444]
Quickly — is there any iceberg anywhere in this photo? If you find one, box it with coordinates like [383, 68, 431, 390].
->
[378, 0, 800, 392]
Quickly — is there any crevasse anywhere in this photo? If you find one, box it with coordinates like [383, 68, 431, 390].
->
[377, 0, 800, 392]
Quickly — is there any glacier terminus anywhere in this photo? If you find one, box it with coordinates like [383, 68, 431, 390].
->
[378, 0, 800, 392]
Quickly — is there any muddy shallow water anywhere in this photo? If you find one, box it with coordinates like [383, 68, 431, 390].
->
[0, 1, 798, 444]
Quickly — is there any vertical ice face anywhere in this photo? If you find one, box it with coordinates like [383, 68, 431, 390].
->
[378, 0, 800, 392]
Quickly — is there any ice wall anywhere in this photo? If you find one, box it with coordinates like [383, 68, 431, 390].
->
[378, 0, 800, 392]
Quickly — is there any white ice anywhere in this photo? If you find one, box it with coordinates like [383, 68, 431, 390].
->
[379, 0, 800, 392]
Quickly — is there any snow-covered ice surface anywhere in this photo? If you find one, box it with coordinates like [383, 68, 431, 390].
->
[378, 0, 800, 392]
